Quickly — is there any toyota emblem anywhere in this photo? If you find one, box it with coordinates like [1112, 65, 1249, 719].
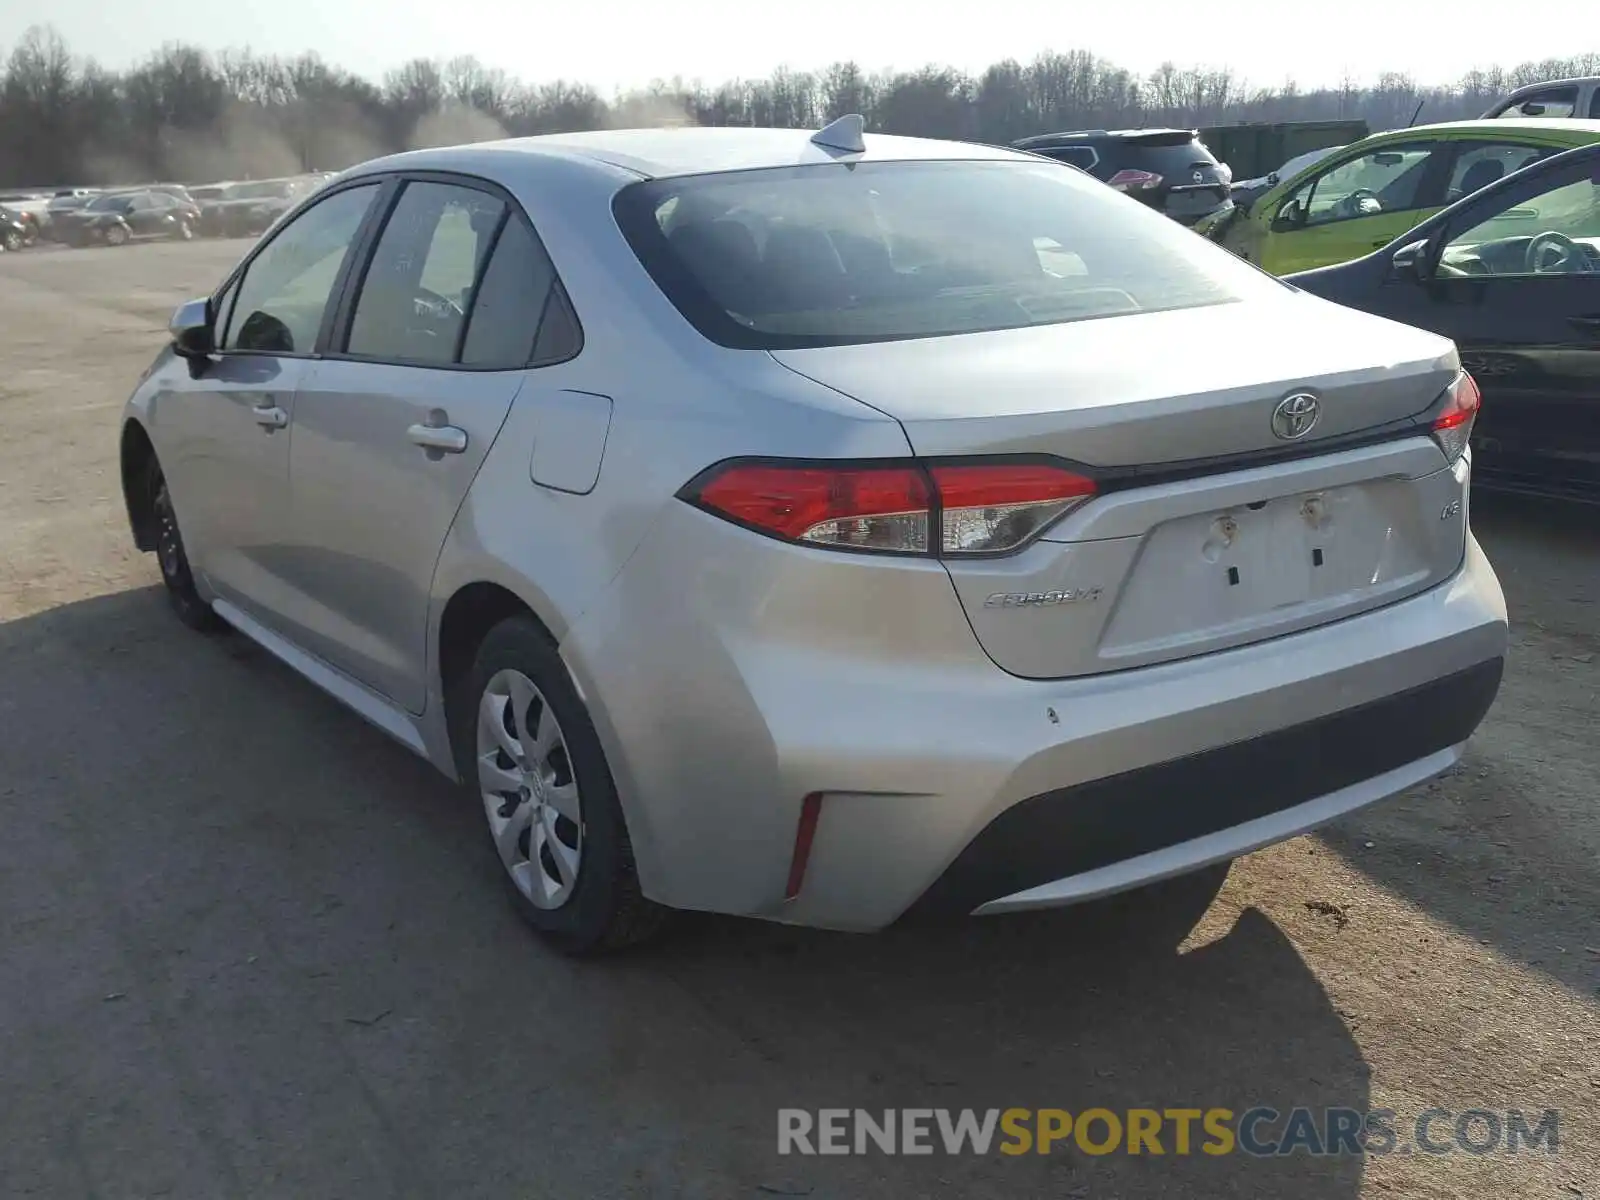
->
[1271, 392, 1321, 441]
[1192, 170, 1204, 183]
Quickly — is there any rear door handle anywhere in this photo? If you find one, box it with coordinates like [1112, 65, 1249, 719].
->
[1567, 315, 1600, 333]
[252, 404, 288, 430]
[407, 423, 468, 455]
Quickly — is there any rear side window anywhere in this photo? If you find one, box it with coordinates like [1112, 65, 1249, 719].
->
[1445, 142, 1549, 202]
[613, 158, 1276, 350]
[459, 218, 556, 368]
[1035, 146, 1098, 171]
[347, 181, 504, 365]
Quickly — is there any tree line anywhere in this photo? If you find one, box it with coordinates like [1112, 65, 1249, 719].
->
[2, 24, 1598, 189]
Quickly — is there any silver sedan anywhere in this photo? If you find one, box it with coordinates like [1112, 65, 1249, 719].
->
[118, 118, 1508, 953]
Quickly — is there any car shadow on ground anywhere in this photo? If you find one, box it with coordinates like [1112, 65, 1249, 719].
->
[0, 586, 1367, 1200]
[1324, 493, 1600, 1003]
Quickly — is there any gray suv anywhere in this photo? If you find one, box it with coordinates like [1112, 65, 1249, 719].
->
[119, 123, 1508, 954]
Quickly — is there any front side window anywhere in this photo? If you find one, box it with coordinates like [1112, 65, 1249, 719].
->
[613, 159, 1278, 350]
[1280, 144, 1437, 228]
[1441, 167, 1600, 277]
[346, 181, 504, 364]
[221, 183, 379, 354]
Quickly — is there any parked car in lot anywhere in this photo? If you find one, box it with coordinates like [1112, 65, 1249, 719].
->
[1197, 119, 1600, 274]
[53, 188, 201, 247]
[1484, 77, 1600, 120]
[42, 188, 99, 241]
[1011, 128, 1234, 226]
[118, 122, 1507, 954]
[199, 177, 312, 238]
[1290, 141, 1600, 503]
[0, 204, 35, 250]
[190, 182, 237, 237]
[0, 192, 47, 244]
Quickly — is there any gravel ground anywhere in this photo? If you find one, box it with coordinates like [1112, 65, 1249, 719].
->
[0, 239, 1595, 1200]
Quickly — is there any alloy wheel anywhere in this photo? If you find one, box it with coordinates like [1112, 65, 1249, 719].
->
[476, 669, 584, 909]
[154, 483, 185, 583]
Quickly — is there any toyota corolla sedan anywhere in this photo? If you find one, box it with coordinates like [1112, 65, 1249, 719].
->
[119, 120, 1508, 954]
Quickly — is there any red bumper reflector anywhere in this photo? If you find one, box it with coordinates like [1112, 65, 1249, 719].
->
[784, 793, 824, 901]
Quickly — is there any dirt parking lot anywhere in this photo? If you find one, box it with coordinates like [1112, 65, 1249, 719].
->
[0, 240, 1596, 1200]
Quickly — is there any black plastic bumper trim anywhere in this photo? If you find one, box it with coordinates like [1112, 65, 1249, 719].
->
[900, 656, 1504, 921]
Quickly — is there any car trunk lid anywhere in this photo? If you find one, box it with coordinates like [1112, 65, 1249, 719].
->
[770, 297, 1455, 466]
[770, 297, 1468, 679]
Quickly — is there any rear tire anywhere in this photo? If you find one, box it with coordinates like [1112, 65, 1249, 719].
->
[150, 470, 223, 633]
[104, 224, 129, 247]
[454, 616, 667, 955]
[1, 230, 19, 252]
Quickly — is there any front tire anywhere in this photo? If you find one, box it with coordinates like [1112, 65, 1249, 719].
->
[456, 617, 665, 955]
[151, 471, 223, 632]
[1, 229, 19, 252]
[104, 224, 129, 247]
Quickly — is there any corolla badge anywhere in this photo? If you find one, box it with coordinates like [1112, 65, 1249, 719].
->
[984, 588, 1102, 609]
[1271, 392, 1322, 441]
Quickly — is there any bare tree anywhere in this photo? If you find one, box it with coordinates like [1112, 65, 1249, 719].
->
[0, 25, 1594, 188]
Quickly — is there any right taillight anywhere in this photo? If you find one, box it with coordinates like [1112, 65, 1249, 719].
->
[1432, 371, 1481, 464]
[681, 458, 1096, 559]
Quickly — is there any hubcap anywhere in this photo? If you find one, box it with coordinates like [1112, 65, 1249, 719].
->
[476, 669, 583, 909]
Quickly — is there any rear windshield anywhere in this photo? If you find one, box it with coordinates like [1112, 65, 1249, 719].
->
[1108, 135, 1222, 174]
[613, 159, 1273, 349]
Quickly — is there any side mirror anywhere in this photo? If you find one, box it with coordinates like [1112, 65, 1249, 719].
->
[169, 297, 214, 358]
[1272, 198, 1306, 232]
[1390, 238, 1435, 283]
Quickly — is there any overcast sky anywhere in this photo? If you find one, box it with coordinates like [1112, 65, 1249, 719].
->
[4, 0, 1586, 92]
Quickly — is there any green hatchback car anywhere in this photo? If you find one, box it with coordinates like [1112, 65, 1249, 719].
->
[1198, 118, 1600, 273]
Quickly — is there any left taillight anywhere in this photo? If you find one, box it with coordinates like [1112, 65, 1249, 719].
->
[1106, 169, 1164, 193]
[1432, 371, 1481, 464]
[681, 459, 1097, 558]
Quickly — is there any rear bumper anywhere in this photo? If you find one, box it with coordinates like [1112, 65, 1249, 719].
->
[904, 656, 1501, 920]
[565, 510, 1507, 932]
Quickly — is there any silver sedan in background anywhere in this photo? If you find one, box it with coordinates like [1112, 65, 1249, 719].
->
[118, 119, 1508, 953]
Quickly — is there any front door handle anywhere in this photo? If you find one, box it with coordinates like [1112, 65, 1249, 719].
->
[252, 404, 288, 430]
[1567, 314, 1600, 333]
[407, 422, 468, 455]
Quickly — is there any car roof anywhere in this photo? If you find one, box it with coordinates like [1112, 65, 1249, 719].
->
[349, 125, 1033, 182]
[1500, 76, 1600, 95]
[1012, 128, 1194, 147]
[1379, 117, 1600, 140]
